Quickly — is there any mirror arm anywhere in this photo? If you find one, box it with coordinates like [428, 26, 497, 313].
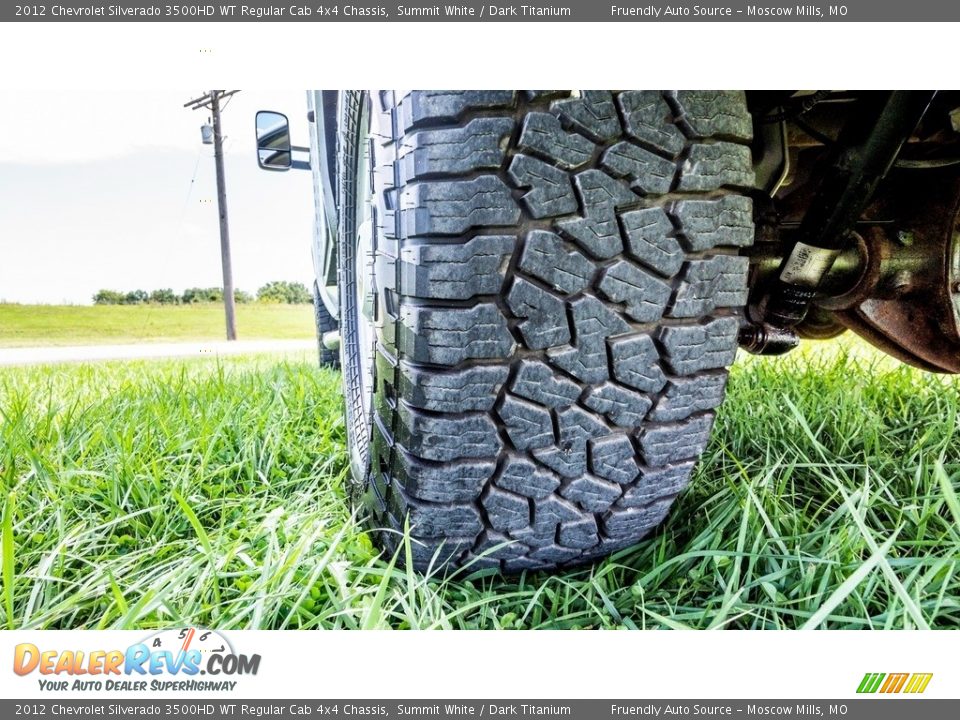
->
[291, 159, 311, 171]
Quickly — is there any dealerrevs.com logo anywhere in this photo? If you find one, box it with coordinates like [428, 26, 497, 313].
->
[13, 628, 261, 692]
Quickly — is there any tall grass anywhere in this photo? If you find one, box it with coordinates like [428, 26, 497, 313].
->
[0, 344, 957, 629]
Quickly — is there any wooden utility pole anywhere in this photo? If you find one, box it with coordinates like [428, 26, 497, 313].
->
[185, 90, 240, 341]
[209, 91, 236, 341]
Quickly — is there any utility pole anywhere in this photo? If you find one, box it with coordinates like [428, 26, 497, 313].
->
[185, 90, 240, 341]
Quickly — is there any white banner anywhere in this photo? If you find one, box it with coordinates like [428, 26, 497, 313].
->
[0, 629, 952, 700]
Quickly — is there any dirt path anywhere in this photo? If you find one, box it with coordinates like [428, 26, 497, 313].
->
[0, 339, 316, 366]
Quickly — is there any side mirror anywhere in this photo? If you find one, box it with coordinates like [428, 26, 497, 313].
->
[255, 111, 292, 170]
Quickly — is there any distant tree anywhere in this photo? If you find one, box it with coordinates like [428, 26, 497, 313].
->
[182, 287, 223, 304]
[122, 290, 149, 305]
[93, 286, 250, 306]
[257, 281, 312, 304]
[149, 288, 179, 305]
[93, 289, 124, 305]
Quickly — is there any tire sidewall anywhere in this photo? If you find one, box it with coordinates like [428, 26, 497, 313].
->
[336, 90, 376, 501]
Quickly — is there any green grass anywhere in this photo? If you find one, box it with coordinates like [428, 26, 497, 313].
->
[0, 342, 958, 630]
[0, 304, 314, 347]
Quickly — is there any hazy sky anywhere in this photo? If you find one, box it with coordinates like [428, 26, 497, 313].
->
[0, 90, 316, 304]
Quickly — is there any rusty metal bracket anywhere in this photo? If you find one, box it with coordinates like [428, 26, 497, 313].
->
[828, 170, 960, 372]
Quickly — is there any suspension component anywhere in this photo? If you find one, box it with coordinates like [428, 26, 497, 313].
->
[827, 170, 960, 372]
[738, 323, 801, 356]
[760, 91, 936, 330]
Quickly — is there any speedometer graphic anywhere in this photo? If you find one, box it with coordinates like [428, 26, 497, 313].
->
[140, 628, 234, 658]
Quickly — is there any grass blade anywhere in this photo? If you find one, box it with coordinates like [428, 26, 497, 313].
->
[172, 490, 213, 557]
[2, 492, 15, 628]
[802, 533, 897, 630]
[934, 460, 960, 529]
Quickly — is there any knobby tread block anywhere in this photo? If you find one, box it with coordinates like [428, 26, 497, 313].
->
[508, 154, 579, 218]
[568, 173, 637, 253]
[618, 462, 695, 507]
[510, 359, 582, 408]
[399, 91, 517, 131]
[602, 499, 673, 538]
[529, 405, 610, 480]
[399, 235, 514, 300]
[481, 485, 531, 533]
[590, 434, 641, 484]
[617, 90, 687, 156]
[403, 177, 521, 236]
[558, 517, 600, 550]
[532, 444, 588, 479]
[610, 334, 667, 393]
[672, 91, 753, 141]
[524, 91, 570, 102]
[558, 170, 640, 259]
[474, 529, 529, 560]
[621, 207, 685, 277]
[561, 474, 622, 513]
[531, 494, 583, 526]
[583, 382, 653, 428]
[506, 278, 571, 350]
[398, 362, 510, 413]
[398, 304, 515, 365]
[498, 394, 555, 451]
[551, 91, 622, 143]
[547, 295, 631, 384]
[494, 456, 561, 500]
[518, 112, 596, 170]
[518, 230, 595, 295]
[597, 259, 672, 323]
[397, 403, 503, 462]
[649, 373, 729, 422]
[667, 255, 750, 318]
[601, 142, 675, 195]
[362, 90, 755, 572]
[394, 450, 495, 503]
[405, 498, 484, 539]
[637, 413, 715, 466]
[400, 117, 515, 182]
[679, 143, 755, 192]
[658, 317, 740, 375]
[672, 195, 754, 251]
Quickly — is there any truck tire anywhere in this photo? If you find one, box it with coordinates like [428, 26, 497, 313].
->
[313, 280, 340, 369]
[337, 90, 755, 572]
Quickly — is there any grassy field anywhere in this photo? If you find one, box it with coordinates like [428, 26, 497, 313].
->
[0, 343, 957, 630]
[0, 304, 315, 347]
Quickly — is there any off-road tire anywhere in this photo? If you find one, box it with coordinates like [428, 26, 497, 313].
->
[313, 280, 340, 369]
[340, 90, 755, 573]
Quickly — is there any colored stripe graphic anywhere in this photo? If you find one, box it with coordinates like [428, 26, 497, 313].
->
[857, 673, 885, 693]
[904, 673, 934, 694]
[881, 673, 909, 693]
[857, 672, 932, 694]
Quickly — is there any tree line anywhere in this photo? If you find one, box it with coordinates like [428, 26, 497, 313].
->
[93, 281, 312, 306]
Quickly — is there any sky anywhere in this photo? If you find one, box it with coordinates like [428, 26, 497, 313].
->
[0, 90, 315, 304]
